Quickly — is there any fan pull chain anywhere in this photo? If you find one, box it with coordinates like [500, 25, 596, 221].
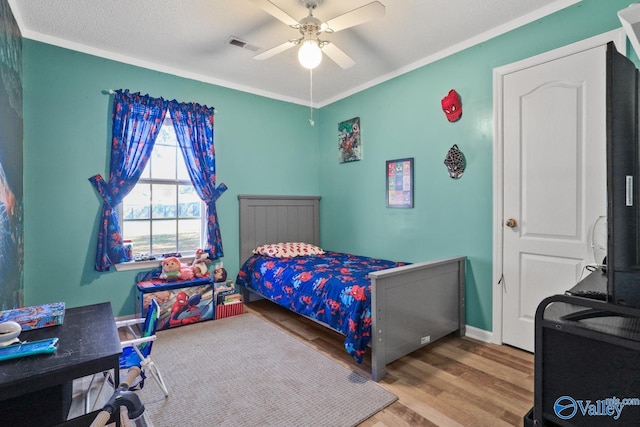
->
[309, 68, 315, 126]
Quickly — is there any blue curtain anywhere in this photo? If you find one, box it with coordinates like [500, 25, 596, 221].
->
[168, 100, 227, 260]
[89, 90, 168, 271]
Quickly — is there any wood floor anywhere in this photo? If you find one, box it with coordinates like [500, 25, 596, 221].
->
[244, 299, 533, 427]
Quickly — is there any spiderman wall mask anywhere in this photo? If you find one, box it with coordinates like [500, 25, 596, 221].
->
[441, 89, 462, 122]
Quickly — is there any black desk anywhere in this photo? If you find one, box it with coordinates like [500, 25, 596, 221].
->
[0, 302, 121, 426]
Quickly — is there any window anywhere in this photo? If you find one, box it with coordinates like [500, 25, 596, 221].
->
[120, 115, 204, 257]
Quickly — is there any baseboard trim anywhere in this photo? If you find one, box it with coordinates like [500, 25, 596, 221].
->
[464, 324, 493, 343]
[115, 313, 136, 322]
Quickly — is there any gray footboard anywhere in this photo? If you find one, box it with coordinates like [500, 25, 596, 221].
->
[368, 256, 466, 381]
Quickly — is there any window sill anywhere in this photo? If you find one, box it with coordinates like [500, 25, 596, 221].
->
[114, 256, 196, 272]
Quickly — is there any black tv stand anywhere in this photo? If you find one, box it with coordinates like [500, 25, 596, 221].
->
[559, 306, 638, 322]
[527, 279, 640, 426]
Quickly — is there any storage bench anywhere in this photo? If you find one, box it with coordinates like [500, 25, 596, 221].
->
[136, 277, 214, 330]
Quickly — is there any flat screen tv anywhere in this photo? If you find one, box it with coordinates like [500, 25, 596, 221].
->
[606, 41, 640, 308]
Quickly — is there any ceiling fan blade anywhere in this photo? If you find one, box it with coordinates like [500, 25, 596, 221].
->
[322, 42, 355, 69]
[254, 40, 296, 60]
[250, 0, 299, 27]
[325, 1, 385, 32]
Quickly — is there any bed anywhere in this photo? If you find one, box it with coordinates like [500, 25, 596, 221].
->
[236, 194, 466, 381]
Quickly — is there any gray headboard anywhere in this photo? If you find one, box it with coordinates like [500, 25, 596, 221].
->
[238, 195, 321, 265]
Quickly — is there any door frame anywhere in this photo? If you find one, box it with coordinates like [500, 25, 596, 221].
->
[491, 28, 626, 345]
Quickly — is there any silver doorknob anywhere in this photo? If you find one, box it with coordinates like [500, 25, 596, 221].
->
[506, 218, 517, 228]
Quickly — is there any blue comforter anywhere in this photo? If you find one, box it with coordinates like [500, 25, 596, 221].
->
[236, 251, 406, 363]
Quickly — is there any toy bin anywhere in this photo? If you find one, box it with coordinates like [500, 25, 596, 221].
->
[136, 277, 214, 330]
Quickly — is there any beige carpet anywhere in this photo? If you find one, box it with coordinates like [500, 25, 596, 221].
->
[137, 313, 397, 427]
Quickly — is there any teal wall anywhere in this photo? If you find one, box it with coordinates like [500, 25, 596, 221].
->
[317, 0, 633, 330]
[22, 41, 318, 316]
[19, 0, 636, 328]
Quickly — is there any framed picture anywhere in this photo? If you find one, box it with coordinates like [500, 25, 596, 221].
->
[386, 158, 414, 208]
[338, 117, 361, 163]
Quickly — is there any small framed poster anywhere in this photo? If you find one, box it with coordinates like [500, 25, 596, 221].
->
[338, 117, 361, 163]
[386, 158, 414, 208]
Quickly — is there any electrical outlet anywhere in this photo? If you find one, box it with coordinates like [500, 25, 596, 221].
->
[420, 335, 431, 345]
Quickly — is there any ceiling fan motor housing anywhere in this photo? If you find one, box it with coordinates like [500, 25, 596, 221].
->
[300, 0, 323, 10]
[300, 15, 322, 38]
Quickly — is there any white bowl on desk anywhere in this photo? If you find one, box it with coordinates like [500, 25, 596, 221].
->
[0, 321, 21, 346]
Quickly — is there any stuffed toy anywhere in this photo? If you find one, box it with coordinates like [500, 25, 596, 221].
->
[441, 89, 462, 122]
[191, 249, 212, 278]
[160, 257, 194, 282]
[213, 266, 228, 283]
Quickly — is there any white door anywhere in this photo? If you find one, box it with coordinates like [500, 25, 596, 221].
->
[498, 41, 612, 352]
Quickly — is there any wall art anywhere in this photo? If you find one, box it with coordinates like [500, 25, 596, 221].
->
[444, 144, 465, 179]
[386, 158, 414, 208]
[0, 0, 23, 309]
[338, 117, 361, 163]
[441, 89, 462, 122]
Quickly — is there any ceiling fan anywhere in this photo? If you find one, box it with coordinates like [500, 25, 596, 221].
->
[250, 0, 385, 69]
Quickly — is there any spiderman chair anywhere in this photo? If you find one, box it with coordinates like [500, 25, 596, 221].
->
[86, 298, 169, 412]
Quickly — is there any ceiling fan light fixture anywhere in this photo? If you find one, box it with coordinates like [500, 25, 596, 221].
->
[298, 40, 322, 69]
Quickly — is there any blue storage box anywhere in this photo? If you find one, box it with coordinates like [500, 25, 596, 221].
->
[136, 277, 214, 330]
[0, 302, 65, 330]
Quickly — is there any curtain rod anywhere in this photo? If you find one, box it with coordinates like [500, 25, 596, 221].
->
[103, 89, 217, 113]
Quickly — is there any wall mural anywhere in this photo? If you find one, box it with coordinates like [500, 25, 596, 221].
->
[0, 0, 23, 309]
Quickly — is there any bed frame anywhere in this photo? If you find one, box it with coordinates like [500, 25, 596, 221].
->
[238, 194, 466, 381]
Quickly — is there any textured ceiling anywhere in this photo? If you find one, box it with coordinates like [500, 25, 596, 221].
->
[9, 0, 580, 106]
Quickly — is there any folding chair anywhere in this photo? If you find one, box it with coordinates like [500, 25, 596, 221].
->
[86, 299, 168, 412]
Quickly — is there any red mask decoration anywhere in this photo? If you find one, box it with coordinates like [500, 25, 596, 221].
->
[441, 89, 462, 122]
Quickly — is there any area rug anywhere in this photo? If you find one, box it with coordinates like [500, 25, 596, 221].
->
[137, 313, 397, 427]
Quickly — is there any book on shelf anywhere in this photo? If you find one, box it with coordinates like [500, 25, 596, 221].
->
[219, 294, 241, 305]
[216, 289, 241, 305]
[213, 280, 234, 291]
